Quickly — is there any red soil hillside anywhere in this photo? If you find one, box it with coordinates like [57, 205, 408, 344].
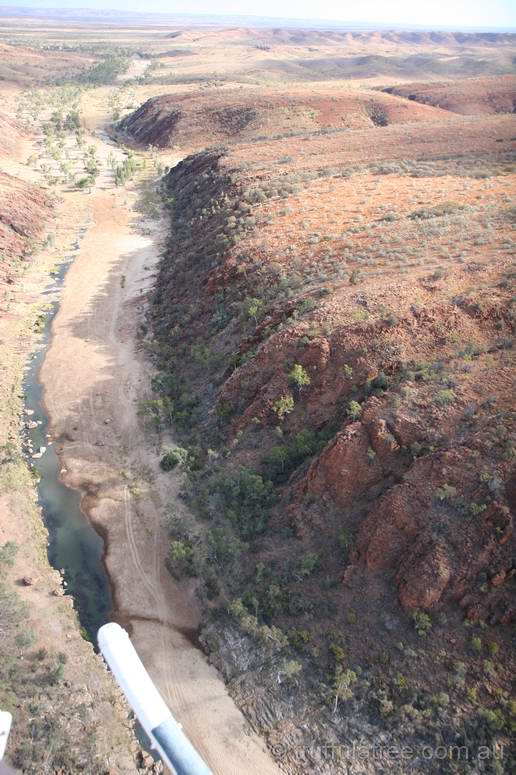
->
[0, 110, 23, 155]
[0, 42, 95, 85]
[149, 109, 516, 768]
[0, 171, 52, 284]
[227, 113, 515, 173]
[384, 75, 516, 115]
[118, 87, 454, 150]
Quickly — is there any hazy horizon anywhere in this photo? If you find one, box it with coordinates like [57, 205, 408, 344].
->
[2, 0, 516, 31]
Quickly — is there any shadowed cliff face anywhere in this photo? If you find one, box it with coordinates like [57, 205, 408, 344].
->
[119, 95, 183, 148]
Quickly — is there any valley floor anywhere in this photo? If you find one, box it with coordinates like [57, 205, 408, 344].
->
[36, 101, 280, 775]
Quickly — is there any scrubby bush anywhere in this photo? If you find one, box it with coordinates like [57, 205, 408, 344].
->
[297, 552, 320, 578]
[289, 363, 311, 390]
[209, 467, 276, 538]
[471, 635, 482, 655]
[435, 388, 456, 406]
[243, 297, 264, 324]
[263, 429, 322, 483]
[347, 400, 362, 420]
[167, 539, 196, 578]
[0, 541, 18, 566]
[273, 393, 295, 420]
[367, 101, 389, 127]
[160, 446, 189, 471]
[207, 527, 246, 566]
[333, 666, 358, 711]
[280, 659, 303, 683]
[412, 610, 432, 637]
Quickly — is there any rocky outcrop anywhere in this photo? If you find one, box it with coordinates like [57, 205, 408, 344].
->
[383, 74, 516, 115]
[119, 87, 455, 153]
[0, 171, 52, 283]
[151, 129, 516, 772]
[0, 111, 23, 156]
[119, 95, 182, 147]
[396, 537, 453, 609]
[301, 422, 383, 508]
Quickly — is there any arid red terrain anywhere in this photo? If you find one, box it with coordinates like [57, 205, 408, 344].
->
[0, 15, 515, 775]
[118, 87, 455, 151]
[384, 74, 516, 114]
[0, 115, 53, 286]
[125, 29, 516, 772]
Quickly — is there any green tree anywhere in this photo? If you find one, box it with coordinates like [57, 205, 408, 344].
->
[280, 659, 302, 684]
[273, 394, 295, 420]
[168, 540, 195, 578]
[244, 297, 264, 325]
[347, 400, 362, 420]
[333, 666, 357, 712]
[289, 363, 311, 390]
[160, 447, 189, 471]
[412, 610, 432, 637]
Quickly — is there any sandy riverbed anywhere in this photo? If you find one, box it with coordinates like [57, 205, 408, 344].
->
[38, 118, 280, 774]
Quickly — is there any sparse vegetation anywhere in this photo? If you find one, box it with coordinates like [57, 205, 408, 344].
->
[273, 393, 295, 420]
[4, 19, 516, 775]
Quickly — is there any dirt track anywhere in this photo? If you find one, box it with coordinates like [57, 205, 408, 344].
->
[39, 143, 280, 773]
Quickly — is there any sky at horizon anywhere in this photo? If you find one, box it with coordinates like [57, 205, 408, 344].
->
[4, 1, 516, 29]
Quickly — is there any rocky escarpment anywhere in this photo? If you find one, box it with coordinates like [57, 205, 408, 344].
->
[150, 138, 516, 771]
[0, 111, 24, 155]
[118, 88, 453, 153]
[383, 75, 516, 116]
[0, 171, 53, 285]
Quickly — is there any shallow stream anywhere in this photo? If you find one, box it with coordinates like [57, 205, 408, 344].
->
[22, 227, 112, 644]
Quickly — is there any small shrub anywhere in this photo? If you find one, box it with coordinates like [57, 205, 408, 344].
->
[297, 552, 320, 578]
[412, 610, 432, 637]
[280, 659, 302, 683]
[273, 393, 295, 420]
[207, 527, 245, 566]
[368, 371, 390, 394]
[167, 539, 196, 578]
[209, 467, 276, 538]
[0, 541, 18, 566]
[244, 297, 264, 324]
[435, 389, 456, 406]
[431, 692, 450, 708]
[289, 363, 311, 390]
[289, 628, 311, 651]
[333, 666, 358, 711]
[338, 528, 351, 561]
[471, 635, 482, 655]
[347, 400, 362, 420]
[160, 447, 189, 471]
[263, 429, 321, 483]
[435, 483, 458, 502]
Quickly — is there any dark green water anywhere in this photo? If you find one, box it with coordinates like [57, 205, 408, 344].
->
[22, 234, 159, 756]
[22, 233, 112, 645]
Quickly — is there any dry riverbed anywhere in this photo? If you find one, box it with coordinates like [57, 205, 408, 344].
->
[0, 184, 140, 771]
[37, 119, 280, 773]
